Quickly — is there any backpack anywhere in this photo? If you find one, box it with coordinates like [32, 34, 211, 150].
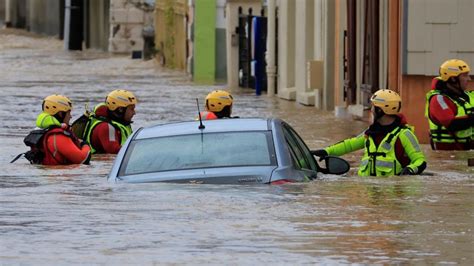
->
[11, 128, 49, 164]
[71, 104, 91, 139]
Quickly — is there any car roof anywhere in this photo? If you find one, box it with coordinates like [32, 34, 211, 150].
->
[135, 118, 276, 140]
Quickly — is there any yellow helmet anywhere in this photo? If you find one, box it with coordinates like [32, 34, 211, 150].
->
[106, 89, 137, 111]
[42, 94, 72, 115]
[439, 59, 470, 81]
[205, 90, 233, 112]
[370, 89, 401, 115]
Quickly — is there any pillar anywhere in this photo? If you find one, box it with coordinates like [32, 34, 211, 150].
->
[295, 0, 315, 105]
[277, 0, 296, 100]
[266, 0, 276, 96]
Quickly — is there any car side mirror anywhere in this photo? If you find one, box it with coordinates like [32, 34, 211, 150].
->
[325, 156, 350, 175]
[311, 150, 350, 175]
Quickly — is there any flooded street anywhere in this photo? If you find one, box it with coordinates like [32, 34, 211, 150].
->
[0, 29, 473, 264]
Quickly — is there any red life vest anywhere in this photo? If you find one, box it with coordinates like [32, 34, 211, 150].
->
[42, 128, 83, 165]
[200, 111, 218, 120]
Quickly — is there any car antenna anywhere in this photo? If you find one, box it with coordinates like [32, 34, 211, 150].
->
[196, 98, 205, 129]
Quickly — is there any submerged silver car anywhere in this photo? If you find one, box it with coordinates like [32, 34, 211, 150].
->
[108, 118, 349, 184]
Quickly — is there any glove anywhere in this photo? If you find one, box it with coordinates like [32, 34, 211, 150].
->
[83, 151, 91, 165]
[399, 167, 415, 175]
[79, 140, 89, 148]
[313, 149, 328, 161]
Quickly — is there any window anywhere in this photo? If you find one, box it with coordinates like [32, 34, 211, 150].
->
[119, 131, 276, 176]
[282, 124, 318, 172]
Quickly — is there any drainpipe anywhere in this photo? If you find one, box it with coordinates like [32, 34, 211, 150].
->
[266, 0, 276, 96]
[63, 0, 71, 50]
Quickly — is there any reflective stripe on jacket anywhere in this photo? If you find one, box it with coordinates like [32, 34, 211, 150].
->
[360, 127, 409, 176]
[325, 126, 425, 177]
[425, 90, 474, 144]
[84, 116, 132, 154]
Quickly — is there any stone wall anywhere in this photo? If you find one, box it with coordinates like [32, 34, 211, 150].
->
[109, 0, 154, 54]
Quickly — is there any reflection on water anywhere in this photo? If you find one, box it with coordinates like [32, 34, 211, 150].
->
[0, 29, 473, 264]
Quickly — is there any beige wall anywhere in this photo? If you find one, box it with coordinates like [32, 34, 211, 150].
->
[277, 0, 295, 99]
[277, 0, 330, 107]
[322, 0, 337, 111]
[154, 0, 187, 69]
[88, 0, 109, 51]
[294, 0, 315, 105]
[400, 0, 474, 143]
[27, 0, 61, 36]
[405, 0, 474, 75]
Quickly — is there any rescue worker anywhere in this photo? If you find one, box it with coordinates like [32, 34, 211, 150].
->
[425, 59, 474, 150]
[83, 89, 137, 154]
[314, 89, 427, 176]
[199, 90, 234, 120]
[36, 94, 91, 165]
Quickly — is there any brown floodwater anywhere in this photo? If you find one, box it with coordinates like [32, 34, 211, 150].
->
[0, 29, 472, 265]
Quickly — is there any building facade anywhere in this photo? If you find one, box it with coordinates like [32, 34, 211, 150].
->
[0, 1, 4, 24]
[154, 0, 229, 84]
[272, 0, 474, 143]
[397, 0, 474, 143]
[3, 0, 154, 54]
[109, 0, 154, 53]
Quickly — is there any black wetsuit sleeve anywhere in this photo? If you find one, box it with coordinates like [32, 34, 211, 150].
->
[447, 114, 474, 131]
[414, 161, 427, 175]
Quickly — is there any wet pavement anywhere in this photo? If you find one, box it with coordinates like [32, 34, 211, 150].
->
[0, 29, 473, 264]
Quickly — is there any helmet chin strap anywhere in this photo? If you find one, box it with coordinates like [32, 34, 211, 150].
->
[446, 77, 464, 95]
[373, 107, 397, 126]
[374, 106, 385, 121]
[54, 112, 65, 123]
[109, 108, 123, 119]
[214, 106, 232, 118]
[373, 107, 385, 121]
[109, 108, 131, 125]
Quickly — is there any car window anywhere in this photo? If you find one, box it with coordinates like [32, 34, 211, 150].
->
[283, 128, 307, 169]
[282, 124, 318, 172]
[119, 131, 276, 176]
[285, 137, 303, 169]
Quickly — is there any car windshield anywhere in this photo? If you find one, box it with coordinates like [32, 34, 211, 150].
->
[119, 131, 276, 176]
